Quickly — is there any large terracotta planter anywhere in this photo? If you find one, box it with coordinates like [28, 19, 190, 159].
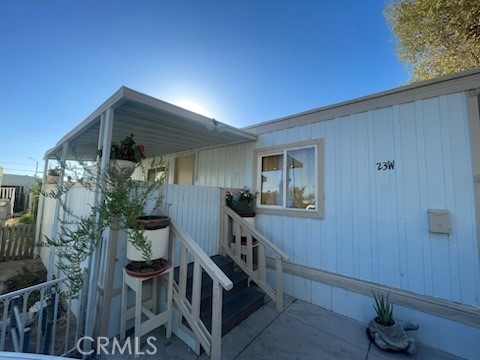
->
[126, 215, 170, 262]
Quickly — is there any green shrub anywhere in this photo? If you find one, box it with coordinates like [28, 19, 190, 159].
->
[18, 213, 34, 224]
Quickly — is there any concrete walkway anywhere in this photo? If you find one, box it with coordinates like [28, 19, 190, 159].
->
[102, 296, 464, 360]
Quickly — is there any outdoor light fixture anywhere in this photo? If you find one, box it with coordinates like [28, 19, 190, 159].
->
[206, 118, 225, 133]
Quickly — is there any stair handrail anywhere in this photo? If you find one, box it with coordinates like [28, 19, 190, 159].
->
[221, 205, 289, 312]
[222, 206, 288, 260]
[170, 219, 233, 290]
[169, 219, 233, 360]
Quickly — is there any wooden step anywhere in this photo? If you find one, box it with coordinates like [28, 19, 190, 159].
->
[176, 255, 265, 339]
[200, 285, 265, 336]
[184, 270, 249, 312]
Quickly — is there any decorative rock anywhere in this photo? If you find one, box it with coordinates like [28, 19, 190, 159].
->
[367, 319, 419, 355]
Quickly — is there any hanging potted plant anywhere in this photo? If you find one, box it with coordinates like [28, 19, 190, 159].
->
[110, 133, 146, 177]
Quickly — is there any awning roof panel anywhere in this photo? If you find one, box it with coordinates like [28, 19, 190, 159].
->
[45, 87, 256, 161]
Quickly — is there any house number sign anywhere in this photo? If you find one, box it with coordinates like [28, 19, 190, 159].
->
[376, 161, 395, 171]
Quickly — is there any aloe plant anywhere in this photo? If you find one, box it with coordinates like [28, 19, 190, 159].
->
[372, 291, 394, 326]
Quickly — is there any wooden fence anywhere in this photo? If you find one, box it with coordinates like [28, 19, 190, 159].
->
[0, 224, 35, 261]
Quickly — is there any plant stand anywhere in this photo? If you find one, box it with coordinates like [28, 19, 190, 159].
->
[120, 266, 173, 357]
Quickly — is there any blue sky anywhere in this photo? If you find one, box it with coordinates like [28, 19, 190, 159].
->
[0, 0, 407, 177]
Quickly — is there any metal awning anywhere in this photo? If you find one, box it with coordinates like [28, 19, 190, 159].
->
[45, 86, 256, 161]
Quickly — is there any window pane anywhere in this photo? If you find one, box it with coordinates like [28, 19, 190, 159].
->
[148, 165, 167, 183]
[261, 154, 284, 205]
[286, 148, 315, 209]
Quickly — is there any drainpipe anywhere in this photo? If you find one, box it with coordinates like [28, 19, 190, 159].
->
[83, 108, 113, 356]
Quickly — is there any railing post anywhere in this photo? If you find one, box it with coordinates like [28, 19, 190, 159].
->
[10, 297, 18, 350]
[246, 233, 253, 271]
[257, 244, 266, 283]
[191, 261, 202, 323]
[179, 244, 188, 300]
[220, 212, 228, 256]
[210, 281, 223, 360]
[275, 257, 284, 312]
[233, 221, 241, 257]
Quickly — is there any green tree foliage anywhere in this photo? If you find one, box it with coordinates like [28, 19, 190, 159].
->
[385, 0, 480, 82]
[43, 159, 162, 295]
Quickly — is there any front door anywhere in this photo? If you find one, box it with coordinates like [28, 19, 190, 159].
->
[174, 154, 195, 185]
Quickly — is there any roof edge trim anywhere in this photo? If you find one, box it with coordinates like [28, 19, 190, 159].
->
[243, 67, 480, 135]
[45, 86, 128, 159]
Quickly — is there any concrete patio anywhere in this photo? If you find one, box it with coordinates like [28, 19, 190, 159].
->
[102, 296, 464, 360]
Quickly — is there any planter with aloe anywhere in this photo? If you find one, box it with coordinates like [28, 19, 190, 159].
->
[367, 291, 419, 355]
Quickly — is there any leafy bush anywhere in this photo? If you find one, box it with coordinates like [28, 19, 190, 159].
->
[18, 213, 34, 224]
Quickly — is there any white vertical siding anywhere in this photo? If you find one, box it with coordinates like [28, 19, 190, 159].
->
[162, 184, 221, 257]
[195, 142, 255, 188]
[254, 92, 480, 307]
[190, 91, 479, 309]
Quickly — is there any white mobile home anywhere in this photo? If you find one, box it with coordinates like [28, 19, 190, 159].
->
[38, 68, 480, 359]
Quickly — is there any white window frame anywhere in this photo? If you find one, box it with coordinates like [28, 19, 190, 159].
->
[255, 139, 324, 219]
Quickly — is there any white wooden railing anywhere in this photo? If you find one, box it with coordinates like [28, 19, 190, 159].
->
[220, 205, 289, 312]
[168, 219, 233, 360]
[0, 276, 85, 357]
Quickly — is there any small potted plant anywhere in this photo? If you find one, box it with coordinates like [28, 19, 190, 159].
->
[110, 133, 146, 177]
[225, 187, 259, 218]
[225, 187, 259, 248]
[372, 291, 394, 326]
[46, 167, 61, 184]
[367, 291, 418, 354]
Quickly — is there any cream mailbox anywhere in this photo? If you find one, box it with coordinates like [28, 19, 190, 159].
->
[428, 209, 451, 234]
